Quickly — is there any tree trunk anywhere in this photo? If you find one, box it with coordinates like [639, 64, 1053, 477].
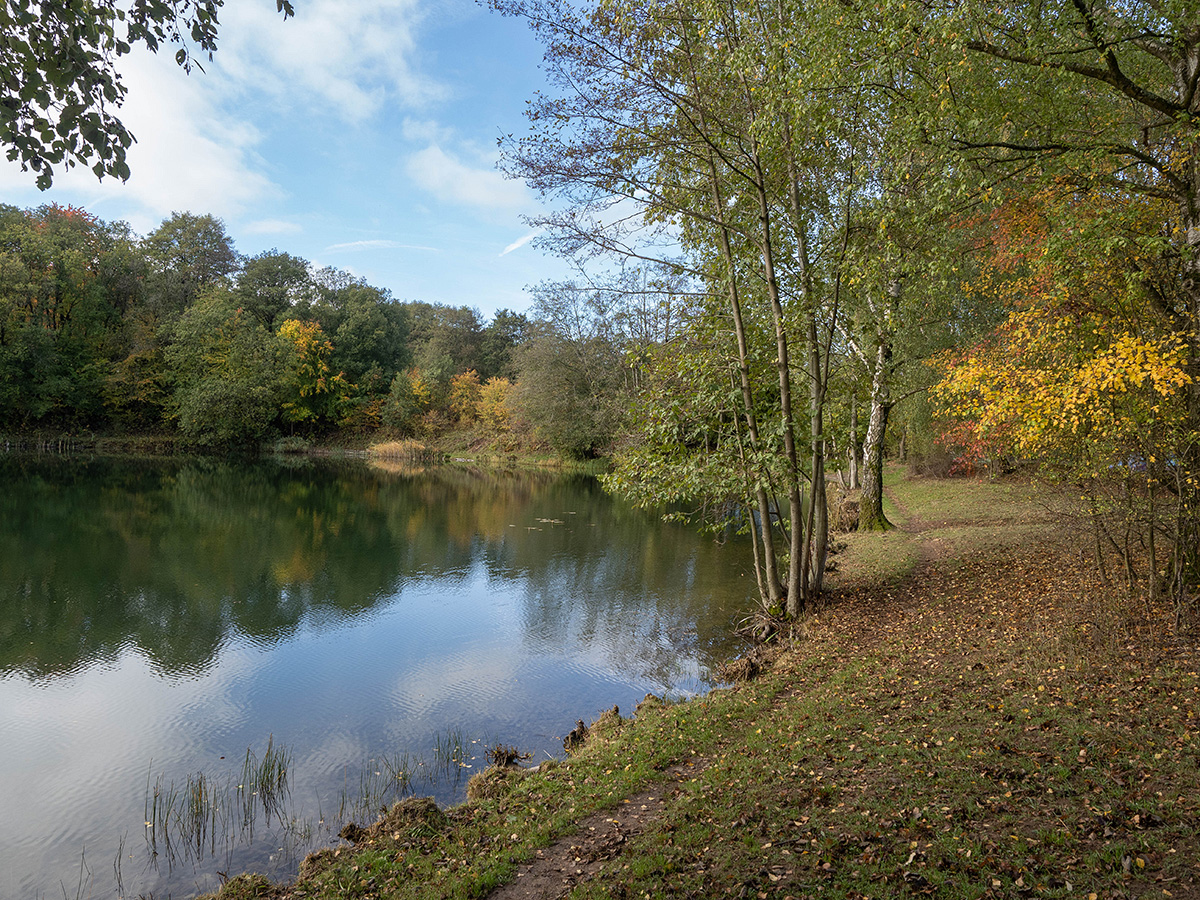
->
[748, 153, 804, 616]
[859, 282, 897, 532]
[783, 134, 828, 602]
[859, 318, 896, 532]
[808, 312, 828, 595]
[849, 395, 860, 490]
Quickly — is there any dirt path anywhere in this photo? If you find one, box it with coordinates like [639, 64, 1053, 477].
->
[483, 760, 707, 900]
[484, 491, 938, 900]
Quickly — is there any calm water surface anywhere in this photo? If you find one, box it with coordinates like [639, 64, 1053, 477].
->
[0, 454, 752, 899]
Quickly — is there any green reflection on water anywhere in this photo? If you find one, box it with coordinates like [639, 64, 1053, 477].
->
[0, 454, 749, 682]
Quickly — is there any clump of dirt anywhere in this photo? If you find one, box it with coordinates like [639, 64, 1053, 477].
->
[634, 693, 662, 714]
[717, 641, 786, 683]
[564, 705, 622, 753]
[562, 719, 588, 752]
[588, 705, 622, 743]
[213, 873, 276, 898]
[485, 743, 532, 767]
[467, 764, 530, 802]
[297, 848, 340, 880]
[338, 796, 447, 846]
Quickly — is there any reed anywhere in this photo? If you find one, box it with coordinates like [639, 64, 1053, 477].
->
[136, 730, 477, 888]
[430, 728, 467, 770]
[239, 734, 292, 827]
[368, 440, 438, 462]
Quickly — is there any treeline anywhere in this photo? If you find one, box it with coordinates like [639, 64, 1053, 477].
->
[0, 203, 651, 454]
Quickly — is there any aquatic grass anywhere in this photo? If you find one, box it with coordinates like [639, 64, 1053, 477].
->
[379, 749, 415, 792]
[335, 761, 416, 825]
[429, 727, 469, 776]
[138, 728, 489, 890]
[143, 737, 293, 871]
[239, 734, 292, 829]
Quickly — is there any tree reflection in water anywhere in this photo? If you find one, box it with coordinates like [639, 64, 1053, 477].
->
[0, 453, 750, 900]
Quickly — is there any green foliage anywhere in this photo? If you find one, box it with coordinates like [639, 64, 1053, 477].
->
[141, 212, 242, 315]
[405, 301, 484, 383]
[165, 290, 284, 450]
[237, 250, 314, 329]
[0, 202, 537, 448]
[277, 319, 350, 429]
[478, 308, 529, 380]
[603, 311, 753, 527]
[515, 309, 627, 460]
[382, 370, 423, 434]
[289, 271, 410, 393]
[0, 203, 135, 427]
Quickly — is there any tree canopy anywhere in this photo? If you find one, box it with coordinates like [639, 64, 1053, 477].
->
[490, 0, 1200, 620]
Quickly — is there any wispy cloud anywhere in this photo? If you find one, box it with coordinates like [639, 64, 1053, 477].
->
[406, 144, 531, 212]
[325, 239, 441, 253]
[500, 231, 538, 256]
[244, 219, 304, 235]
[401, 118, 456, 144]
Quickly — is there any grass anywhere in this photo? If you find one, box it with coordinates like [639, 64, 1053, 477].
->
[204, 469, 1200, 900]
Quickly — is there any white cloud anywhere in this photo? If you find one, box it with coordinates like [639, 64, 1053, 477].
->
[0, 0, 446, 229]
[405, 144, 532, 212]
[500, 231, 538, 256]
[218, 0, 444, 121]
[401, 118, 456, 144]
[325, 239, 441, 252]
[0, 48, 277, 232]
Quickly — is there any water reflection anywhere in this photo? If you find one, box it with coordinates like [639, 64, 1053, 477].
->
[0, 454, 751, 899]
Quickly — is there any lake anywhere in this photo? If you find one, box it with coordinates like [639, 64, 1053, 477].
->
[0, 453, 752, 899]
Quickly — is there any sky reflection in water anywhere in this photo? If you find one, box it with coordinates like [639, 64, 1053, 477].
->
[0, 455, 752, 899]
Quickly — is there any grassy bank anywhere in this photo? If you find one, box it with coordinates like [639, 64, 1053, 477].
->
[209, 470, 1199, 900]
[365, 435, 607, 475]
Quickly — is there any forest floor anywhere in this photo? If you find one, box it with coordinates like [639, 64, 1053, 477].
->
[210, 470, 1200, 900]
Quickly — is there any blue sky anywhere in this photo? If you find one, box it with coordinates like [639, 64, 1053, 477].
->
[0, 0, 571, 318]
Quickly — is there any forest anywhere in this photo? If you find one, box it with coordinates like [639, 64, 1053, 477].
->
[0, 203, 648, 458]
[3, 0, 1198, 628]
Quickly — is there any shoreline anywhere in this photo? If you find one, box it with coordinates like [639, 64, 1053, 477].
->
[197, 471, 1200, 900]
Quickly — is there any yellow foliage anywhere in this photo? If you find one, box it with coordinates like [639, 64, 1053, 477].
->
[277, 318, 349, 424]
[478, 376, 513, 431]
[933, 310, 1191, 461]
[449, 369, 482, 423]
[932, 190, 1191, 467]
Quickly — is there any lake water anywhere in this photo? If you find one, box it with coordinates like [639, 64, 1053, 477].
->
[0, 454, 752, 899]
